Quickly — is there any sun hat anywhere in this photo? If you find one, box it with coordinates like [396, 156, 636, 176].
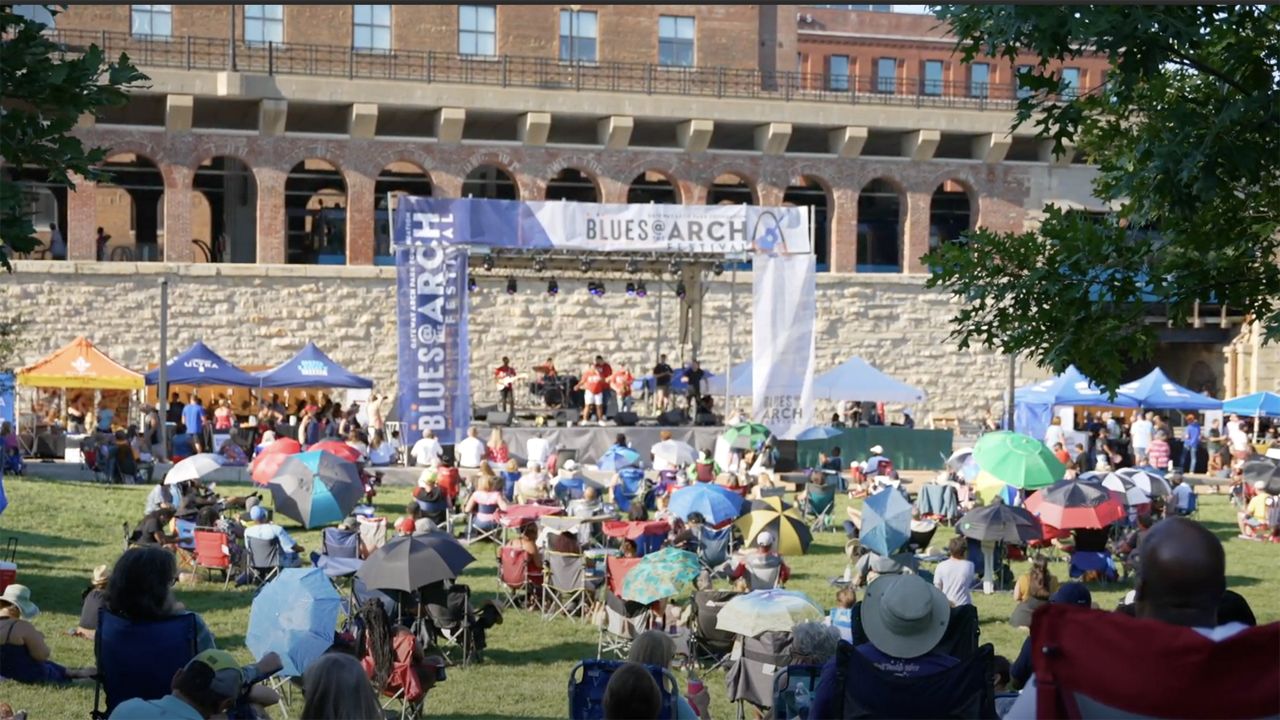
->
[181, 649, 250, 702]
[860, 574, 949, 659]
[756, 530, 775, 547]
[869, 445, 884, 455]
[92, 564, 110, 587]
[1049, 582, 1092, 607]
[1254, 480, 1267, 490]
[0, 584, 40, 619]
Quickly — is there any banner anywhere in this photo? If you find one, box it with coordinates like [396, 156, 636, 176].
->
[0, 372, 13, 426]
[752, 210, 816, 440]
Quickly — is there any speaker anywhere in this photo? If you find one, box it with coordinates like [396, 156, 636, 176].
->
[615, 411, 639, 427]
[474, 405, 497, 421]
[486, 411, 511, 426]
[659, 410, 686, 426]
[695, 412, 718, 427]
[554, 410, 575, 426]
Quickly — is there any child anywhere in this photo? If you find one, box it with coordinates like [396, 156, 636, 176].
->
[828, 585, 855, 644]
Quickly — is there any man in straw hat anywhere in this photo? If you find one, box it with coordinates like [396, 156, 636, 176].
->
[70, 564, 111, 639]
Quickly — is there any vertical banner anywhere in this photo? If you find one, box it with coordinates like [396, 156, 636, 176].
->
[751, 208, 816, 439]
[394, 206, 471, 447]
[0, 372, 13, 426]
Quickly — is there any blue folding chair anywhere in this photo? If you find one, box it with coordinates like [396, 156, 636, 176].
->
[93, 609, 199, 719]
[612, 469, 651, 514]
[771, 664, 825, 720]
[567, 659, 679, 720]
[696, 525, 734, 573]
[315, 527, 363, 580]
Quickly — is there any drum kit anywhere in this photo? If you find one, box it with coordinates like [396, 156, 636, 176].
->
[530, 363, 576, 409]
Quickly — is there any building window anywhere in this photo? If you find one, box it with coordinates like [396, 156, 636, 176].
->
[244, 5, 283, 45]
[969, 62, 990, 98]
[827, 55, 850, 91]
[353, 4, 392, 52]
[560, 9, 597, 63]
[875, 57, 897, 94]
[922, 60, 943, 96]
[658, 15, 694, 67]
[12, 5, 55, 28]
[458, 5, 496, 56]
[1015, 64, 1034, 99]
[130, 5, 172, 37]
[1061, 67, 1081, 99]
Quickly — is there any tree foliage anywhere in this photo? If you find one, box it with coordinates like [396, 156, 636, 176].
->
[0, 5, 147, 269]
[925, 5, 1280, 391]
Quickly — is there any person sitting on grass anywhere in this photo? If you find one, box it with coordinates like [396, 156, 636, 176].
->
[108, 649, 282, 720]
[300, 652, 383, 720]
[1009, 557, 1055, 628]
[70, 564, 110, 640]
[933, 536, 977, 608]
[0, 584, 95, 684]
[413, 473, 449, 527]
[1237, 480, 1273, 539]
[132, 505, 179, 548]
[731, 531, 790, 589]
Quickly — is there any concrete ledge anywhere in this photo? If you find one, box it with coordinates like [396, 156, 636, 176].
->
[678, 119, 714, 154]
[754, 122, 793, 155]
[349, 103, 379, 140]
[436, 107, 466, 144]
[829, 126, 868, 158]
[597, 115, 634, 150]
[972, 132, 1012, 164]
[518, 112, 552, 146]
[902, 129, 941, 162]
[165, 94, 194, 133]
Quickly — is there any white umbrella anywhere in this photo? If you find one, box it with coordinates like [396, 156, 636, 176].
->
[715, 589, 824, 637]
[164, 453, 225, 485]
[1115, 468, 1172, 498]
[1099, 472, 1151, 507]
[652, 439, 698, 467]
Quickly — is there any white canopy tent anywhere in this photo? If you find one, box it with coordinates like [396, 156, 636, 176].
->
[707, 360, 753, 397]
[811, 357, 927, 403]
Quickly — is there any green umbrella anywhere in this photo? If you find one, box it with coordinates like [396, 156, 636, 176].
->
[721, 422, 771, 451]
[973, 431, 1064, 490]
[619, 547, 701, 605]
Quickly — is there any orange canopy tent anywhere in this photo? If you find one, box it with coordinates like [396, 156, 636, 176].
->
[16, 337, 144, 390]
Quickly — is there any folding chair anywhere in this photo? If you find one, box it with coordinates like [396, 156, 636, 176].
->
[832, 641, 996, 718]
[193, 529, 232, 589]
[696, 525, 734, 575]
[800, 483, 836, 533]
[420, 582, 475, 667]
[771, 664, 825, 720]
[612, 469, 651, 514]
[356, 599, 433, 720]
[741, 554, 783, 591]
[567, 659, 679, 720]
[92, 609, 198, 719]
[497, 546, 536, 609]
[690, 590, 740, 670]
[358, 516, 388, 559]
[604, 555, 642, 597]
[543, 551, 590, 620]
[245, 535, 283, 586]
[465, 509, 503, 546]
[634, 526, 667, 557]
[727, 630, 793, 718]
[596, 590, 653, 659]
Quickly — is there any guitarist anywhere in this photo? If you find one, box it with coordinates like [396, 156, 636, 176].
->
[494, 356, 517, 416]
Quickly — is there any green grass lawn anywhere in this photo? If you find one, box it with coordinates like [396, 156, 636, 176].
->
[1, 476, 1275, 718]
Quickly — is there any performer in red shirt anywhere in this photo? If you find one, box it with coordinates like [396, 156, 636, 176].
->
[494, 356, 517, 416]
[576, 359, 609, 424]
[609, 363, 635, 414]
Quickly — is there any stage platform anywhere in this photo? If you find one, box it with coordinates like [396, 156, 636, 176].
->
[492, 425, 728, 468]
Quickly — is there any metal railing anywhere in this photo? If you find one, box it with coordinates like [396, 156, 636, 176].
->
[50, 29, 1081, 110]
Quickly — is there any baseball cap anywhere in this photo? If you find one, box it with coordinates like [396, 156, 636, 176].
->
[1049, 582, 1092, 607]
[563, 459, 578, 472]
[396, 516, 416, 534]
[756, 530, 775, 547]
[180, 650, 249, 702]
[249, 505, 266, 522]
[869, 445, 884, 455]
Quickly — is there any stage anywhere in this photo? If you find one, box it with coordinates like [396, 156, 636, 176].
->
[490, 425, 728, 467]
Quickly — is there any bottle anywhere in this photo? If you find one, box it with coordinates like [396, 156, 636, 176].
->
[686, 669, 705, 717]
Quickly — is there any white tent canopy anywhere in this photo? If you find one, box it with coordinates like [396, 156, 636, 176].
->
[812, 356, 927, 404]
[707, 360, 753, 397]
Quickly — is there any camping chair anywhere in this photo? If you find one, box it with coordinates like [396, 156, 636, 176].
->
[92, 609, 198, 719]
[2, 444, 25, 477]
[419, 581, 476, 667]
[596, 590, 653, 659]
[690, 590, 740, 670]
[174, 517, 199, 574]
[193, 529, 233, 589]
[771, 664, 825, 720]
[497, 546, 538, 609]
[244, 535, 283, 586]
[696, 525, 734, 575]
[831, 641, 996, 718]
[727, 630, 793, 717]
[1068, 550, 1118, 583]
[1178, 489, 1200, 518]
[800, 483, 837, 533]
[543, 551, 590, 620]
[604, 555, 642, 597]
[356, 599, 436, 720]
[612, 470, 651, 515]
[465, 508, 503, 546]
[567, 659, 679, 720]
[740, 554, 784, 591]
[358, 516, 388, 559]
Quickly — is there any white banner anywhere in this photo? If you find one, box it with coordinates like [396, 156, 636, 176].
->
[752, 212, 816, 440]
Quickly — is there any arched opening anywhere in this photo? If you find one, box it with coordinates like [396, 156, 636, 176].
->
[99, 153, 165, 261]
[545, 167, 600, 203]
[856, 178, 903, 273]
[929, 179, 972, 252]
[4, 165, 67, 259]
[462, 164, 517, 200]
[707, 173, 755, 205]
[375, 162, 432, 265]
[285, 159, 347, 265]
[784, 177, 831, 271]
[193, 156, 257, 263]
[627, 171, 679, 204]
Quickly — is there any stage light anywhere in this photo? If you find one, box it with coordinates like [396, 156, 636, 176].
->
[579, 257, 592, 273]
[483, 255, 495, 272]
[547, 278, 559, 296]
[506, 276, 517, 294]
[635, 281, 647, 298]
[625, 281, 636, 297]
[467, 275, 477, 292]
[676, 280, 687, 299]
[668, 258, 681, 276]
[596, 281, 607, 297]
[712, 262, 725, 276]
[533, 257, 547, 273]
[625, 258, 639, 274]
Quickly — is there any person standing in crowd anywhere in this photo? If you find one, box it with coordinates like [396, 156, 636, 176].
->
[1130, 411, 1155, 465]
[94, 226, 110, 261]
[494, 356, 517, 417]
[609, 362, 636, 414]
[48, 223, 66, 260]
[0, 584, 96, 683]
[681, 360, 707, 415]
[486, 428, 509, 465]
[1180, 413, 1201, 473]
[932, 536, 976, 607]
[1147, 430, 1171, 470]
[182, 395, 205, 454]
[166, 391, 184, 427]
[455, 426, 486, 470]
[653, 354, 674, 413]
[576, 359, 609, 425]
[1043, 416, 1066, 451]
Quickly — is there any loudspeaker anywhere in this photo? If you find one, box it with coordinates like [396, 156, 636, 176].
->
[659, 410, 686, 426]
[554, 410, 574, 426]
[615, 411, 639, 427]
[695, 413, 718, 427]
[474, 405, 497, 421]
[486, 411, 511, 426]
[556, 449, 578, 465]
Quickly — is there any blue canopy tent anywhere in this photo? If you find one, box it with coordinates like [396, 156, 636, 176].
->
[1013, 365, 1137, 442]
[256, 342, 373, 389]
[145, 341, 260, 387]
[1116, 368, 1222, 410]
[1222, 392, 1280, 418]
[705, 360, 753, 397]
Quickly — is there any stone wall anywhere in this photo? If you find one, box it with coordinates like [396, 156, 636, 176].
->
[6, 261, 1054, 426]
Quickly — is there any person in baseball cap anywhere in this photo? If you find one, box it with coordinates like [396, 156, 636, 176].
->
[108, 648, 282, 719]
[730, 530, 792, 588]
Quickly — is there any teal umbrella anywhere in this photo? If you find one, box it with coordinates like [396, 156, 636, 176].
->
[620, 547, 700, 605]
[598, 446, 642, 471]
[861, 487, 912, 556]
[973, 431, 1064, 490]
[721, 423, 771, 451]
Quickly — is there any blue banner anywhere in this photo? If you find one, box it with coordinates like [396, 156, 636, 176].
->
[0, 372, 13, 426]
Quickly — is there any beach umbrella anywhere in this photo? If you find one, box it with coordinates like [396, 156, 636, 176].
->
[620, 547, 701, 605]
[1094, 472, 1152, 507]
[268, 450, 363, 528]
[973, 431, 1064, 490]
[308, 440, 363, 464]
[247, 568, 342, 677]
[749, 496, 798, 515]
[860, 487, 912, 556]
[250, 450, 297, 487]
[974, 470, 1018, 506]
[355, 532, 475, 592]
[1242, 456, 1280, 495]
[652, 439, 698, 467]
[957, 501, 1042, 545]
[668, 484, 744, 525]
[716, 589, 824, 637]
[164, 453, 224, 485]
[598, 446, 642, 472]
[1114, 468, 1173, 498]
[947, 447, 980, 483]
[795, 426, 842, 442]
[1025, 480, 1126, 530]
[720, 423, 771, 451]
[259, 437, 302, 456]
[735, 505, 812, 555]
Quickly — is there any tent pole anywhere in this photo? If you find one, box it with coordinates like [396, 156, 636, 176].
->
[726, 263, 735, 415]
[157, 278, 170, 461]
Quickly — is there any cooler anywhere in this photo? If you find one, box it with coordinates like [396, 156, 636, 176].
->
[0, 561, 16, 594]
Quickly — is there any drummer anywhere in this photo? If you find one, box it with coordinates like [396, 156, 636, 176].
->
[532, 357, 558, 398]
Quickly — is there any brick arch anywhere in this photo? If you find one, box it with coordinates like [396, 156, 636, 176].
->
[544, 163, 605, 203]
[784, 173, 836, 270]
[854, 175, 908, 273]
[927, 175, 979, 230]
[460, 158, 522, 201]
[623, 167, 686, 205]
[704, 167, 761, 205]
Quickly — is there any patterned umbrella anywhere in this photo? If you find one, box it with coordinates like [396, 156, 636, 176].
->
[720, 423, 771, 451]
[715, 589, 824, 637]
[749, 496, 798, 515]
[620, 547, 701, 605]
[668, 484, 744, 525]
[957, 501, 1042, 545]
[1115, 468, 1173, 498]
[268, 450, 363, 528]
[1093, 472, 1152, 507]
[1243, 456, 1280, 495]
[598, 446, 642, 471]
[1025, 479, 1126, 530]
[247, 568, 341, 677]
[860, 487, 912, 556]
[974, 470, 1018, 506]
[973, 431, 1064, 489]
[250, 450, 296, 487]
[736, 505, 812, 555]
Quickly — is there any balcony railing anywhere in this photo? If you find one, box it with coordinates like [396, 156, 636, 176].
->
[50, 29, 1077, 111]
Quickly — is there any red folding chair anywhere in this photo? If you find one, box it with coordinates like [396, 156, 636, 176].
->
[605, 556, 642, 597]
[497, 546, 539, 609]
[193, 529, 232, 589]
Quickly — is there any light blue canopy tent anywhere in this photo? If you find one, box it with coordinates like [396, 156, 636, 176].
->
[1012, 365, 1136, 442]
[1221, 392, 1280, 418]
[705, 360, 753, 397]
[1116, 368, 1222, 410]
[256, 342, 373, 389]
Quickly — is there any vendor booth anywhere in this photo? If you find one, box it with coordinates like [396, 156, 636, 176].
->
[256, 342, 373, 389]
[811, 357, 926, 404]
[1116, 368, 1222, 411]
[1013, 365, 1137, 444]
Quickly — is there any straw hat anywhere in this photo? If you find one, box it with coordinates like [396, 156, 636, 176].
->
[860, 575, 949, 660]
[92, 564, 110, 587]
[0, 584, 40, 619]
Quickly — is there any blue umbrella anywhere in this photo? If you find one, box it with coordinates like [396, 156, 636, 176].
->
[860, 487, 912, 556]
[598, 446, 642, 472]
[247, 568, 342, 677]
[795, 426, 843, 441]
[0, 475, 7, 516]
[668, 483, 744, 525]
[1223, 391, 1280, 418]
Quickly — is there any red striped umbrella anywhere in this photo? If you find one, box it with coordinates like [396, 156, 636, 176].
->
[1025, 479, 1126, 530]
[308, 440, 362, 463]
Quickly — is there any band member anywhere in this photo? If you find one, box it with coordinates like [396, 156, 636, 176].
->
[576, 359, 609, 424]
[533, 357, 560, 408]
[494, 356, 517, 416]
[652, 354, 674, 413]
[609, 362, 635, 414]
[682, 359, 707, 414]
